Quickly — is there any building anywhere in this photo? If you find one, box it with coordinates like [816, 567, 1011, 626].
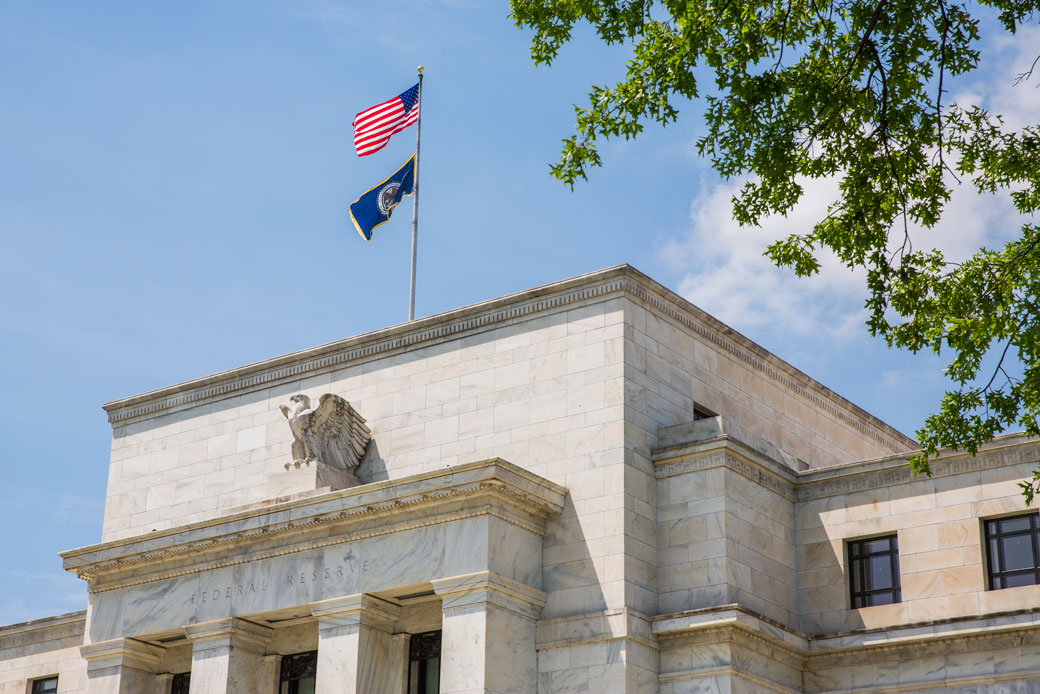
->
[3, 265, 1040, 693]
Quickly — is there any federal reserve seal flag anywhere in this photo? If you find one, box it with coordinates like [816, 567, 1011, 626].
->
[349, 154, 415, 242]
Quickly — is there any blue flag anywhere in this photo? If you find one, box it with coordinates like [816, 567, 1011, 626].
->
[349, 154, 415, 241]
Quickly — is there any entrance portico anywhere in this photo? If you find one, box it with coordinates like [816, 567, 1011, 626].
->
[62, 459, 565, 694]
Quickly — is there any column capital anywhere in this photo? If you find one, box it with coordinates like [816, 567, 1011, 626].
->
[80, 637, 165, 673]
[183, 617, 272, 655]
[310, 593, 400, 632]
[432, 571, 547, 620]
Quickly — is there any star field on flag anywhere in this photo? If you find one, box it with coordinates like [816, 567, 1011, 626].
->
[352, 83, 420, 157]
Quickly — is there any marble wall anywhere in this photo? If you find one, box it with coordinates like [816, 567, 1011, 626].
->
[0, 613, 88, 694]
[655, 448, 797, 626]
[796, 436, 1040, 636]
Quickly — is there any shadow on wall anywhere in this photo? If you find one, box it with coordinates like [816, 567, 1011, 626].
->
[359, 438, 388, 484]
[799, 459, 1033, 636]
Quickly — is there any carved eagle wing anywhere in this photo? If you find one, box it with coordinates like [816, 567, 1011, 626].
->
[311, 393, 371, 470]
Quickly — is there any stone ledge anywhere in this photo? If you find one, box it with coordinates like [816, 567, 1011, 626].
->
[652, 435, 799, 501]
[80, 637, 164, 670]
[807, 608, 1040, 658]
[651, 603, 1040, 660]
[653, 605, 809, 654]
[183, 617, 272, 653]
[61, 458, 567, 589]
[535, 607, 656, 651]
[658, 416, 809, 471]
[652, 604, 1040, 693]
[433, 571, 548, 621]
[0, 611, 85, 650]
[797, 432, 1040, 500]
[653, 430, 1040, 502]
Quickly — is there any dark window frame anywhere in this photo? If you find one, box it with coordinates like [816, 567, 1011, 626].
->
[984, 512, 1040, 590]
[280, 650, 317, 694]
[408, 630, 441, 694]
[848, 534, 901, 608]
[692, 404, 716, 421]
[171, 672, 190, 694]
[31, 677, 59, 694]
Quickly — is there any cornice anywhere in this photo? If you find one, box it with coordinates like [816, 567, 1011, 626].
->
[80, 637, 165, 670]
[654, 432, 1040, 502]
[796, 435, 1040, 501]
[805, 612, 1040, 667]
[650, 604, 1040, 666]
[653, 605, 809, 661]
[432, 571, 549, 621]
[61, 459, 566, 591]
[0, 611, 85, 650]
[100, 265, 913, 455]
[534, 607, 657, 652]
[653, 436, 799, 501]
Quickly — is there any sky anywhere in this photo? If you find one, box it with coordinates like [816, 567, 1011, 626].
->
[1, 1, 1037, 625]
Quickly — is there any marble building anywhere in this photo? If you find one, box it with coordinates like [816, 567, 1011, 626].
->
[3, 264, 1040, 693]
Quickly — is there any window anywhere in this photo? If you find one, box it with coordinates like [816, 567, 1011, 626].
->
[692, 404, 716, 421]
[280, 651, 317, 694]
[848, 535, 901, 608]
[31, 678, 58, 694]
[408, 631, 441, 694]
[985, 513, 1040, 589]
[171, 673, 190, 694]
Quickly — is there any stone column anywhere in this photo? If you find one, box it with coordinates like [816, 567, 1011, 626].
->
[183, 618, 272, 694]
[432, 572, 547, 694]
[309, 594, 401, 694]
[156, 673, 174, 694]
[261, 654, 283, 693]
[80, 638, 165, 694]
[388, 632, 411, 694]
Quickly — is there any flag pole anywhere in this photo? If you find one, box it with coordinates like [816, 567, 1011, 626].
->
[408, 66, 424, 321]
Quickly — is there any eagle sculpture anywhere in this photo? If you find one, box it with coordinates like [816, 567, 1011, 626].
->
[279, 393, 371, 472]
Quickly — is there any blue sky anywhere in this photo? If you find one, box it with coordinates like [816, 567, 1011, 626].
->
[1, 2, 1036, 623]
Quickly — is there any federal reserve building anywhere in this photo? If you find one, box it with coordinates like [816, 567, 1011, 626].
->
[4, 265, 1040, 693]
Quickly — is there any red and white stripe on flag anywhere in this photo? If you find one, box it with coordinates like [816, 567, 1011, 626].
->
[353, 84, 420, 157]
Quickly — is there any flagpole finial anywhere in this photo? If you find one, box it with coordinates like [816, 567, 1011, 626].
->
[417, 66, 424, 74]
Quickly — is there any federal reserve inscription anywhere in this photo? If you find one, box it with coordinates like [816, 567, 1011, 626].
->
[188, 558, 380, 607]
[286, 557, 380, 587]
[191, 581, 270, 605]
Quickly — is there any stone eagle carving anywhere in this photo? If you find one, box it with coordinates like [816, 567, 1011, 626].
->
[279, 393, 371, 470]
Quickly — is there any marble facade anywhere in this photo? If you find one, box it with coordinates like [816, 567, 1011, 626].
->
[3, 265, 1040, 693]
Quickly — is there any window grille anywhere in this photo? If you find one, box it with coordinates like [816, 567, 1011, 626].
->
[31, 678, 58, 694]
[985, 513, 1040, 589]
[408, 631, 441, 694]
[848, 535, 901, 608]
[171, 673, 190, 694]
[280, 651, 318, 694]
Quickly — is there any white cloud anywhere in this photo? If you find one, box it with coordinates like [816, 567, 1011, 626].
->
[662, 25, 1037, 351]
[660, 176, 869, 345]
[978, 25, 1040, 131]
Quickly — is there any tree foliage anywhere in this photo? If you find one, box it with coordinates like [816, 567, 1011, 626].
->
[511, 0, 1040, 500]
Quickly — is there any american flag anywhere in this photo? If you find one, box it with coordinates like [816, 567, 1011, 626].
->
[353, 83, 420, 157]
